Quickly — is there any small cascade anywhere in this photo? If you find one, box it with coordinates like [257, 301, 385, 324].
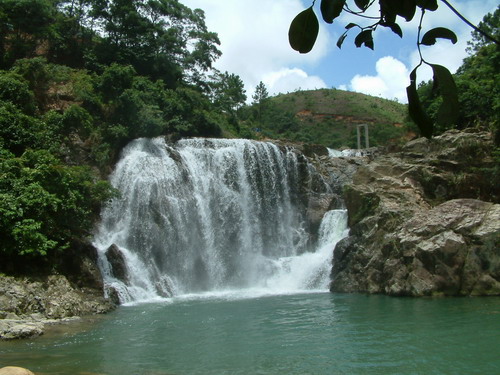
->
[94, 138, 349, 303]
[328, 147, 372, 158]
[264, 209, 348, 292]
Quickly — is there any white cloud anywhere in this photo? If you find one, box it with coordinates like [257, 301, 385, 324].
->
[340, 1, 498, 99]
[347, 56, 410, 102]
[181, 0, 331, 97]
[262, 68, 327, 96]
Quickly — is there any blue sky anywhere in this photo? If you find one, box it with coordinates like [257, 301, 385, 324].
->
[181, 0, 498, 103]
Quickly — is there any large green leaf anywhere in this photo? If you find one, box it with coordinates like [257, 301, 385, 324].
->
[379, 0, 397, 24]
[430, 64, 459, 128]
[396, 0, 417, 22]
[380, 0, 417, 22]
[354, 29, 374, 50]
[381, 21, 403, 38]
[321, 0, 345, 24]
[421, 27, 458, 45]
[416, 0, 438, 11]
[337, 33, 347, 48]
[289, 7, 319, 54]
[407, 67, 433, 138]
[354, 0, 370, 11]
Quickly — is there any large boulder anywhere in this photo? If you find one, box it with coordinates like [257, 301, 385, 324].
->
[0, 321, 44, 340]
[105, 244, 129, 282]
[331, 130, 500, 296]
[0, 367, 35, 375]
[0, 273, 116, 340]
[0, 275, 115, 320]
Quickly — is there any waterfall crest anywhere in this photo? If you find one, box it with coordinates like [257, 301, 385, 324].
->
[94, 138, 348, 303]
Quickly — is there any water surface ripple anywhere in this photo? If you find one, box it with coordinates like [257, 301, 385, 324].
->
[1, 293, 499, 375]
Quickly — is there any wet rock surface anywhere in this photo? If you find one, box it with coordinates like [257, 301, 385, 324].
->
[331, 130, 500, 296]
[0, 274, 115, 340]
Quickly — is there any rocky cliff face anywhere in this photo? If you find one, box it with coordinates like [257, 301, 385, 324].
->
[331, 130, 500, 296]
[0, 241, 116, 340]
[0, 273, 115, 340]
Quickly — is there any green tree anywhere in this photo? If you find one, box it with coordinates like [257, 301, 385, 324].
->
[467, 6, 500, 52]
[212, 71, 247, 114]
[0, 71, 36, 114]
[252, 81, 269, 123]
[0, 0, 54, 68]
[0, 103, 58, 155]
[79, 0, 221, 86]
[162, 87, 222, 137]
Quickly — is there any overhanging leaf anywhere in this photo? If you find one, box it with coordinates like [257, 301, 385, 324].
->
[337, 33, 347, 49]
[396, 0, 417, 22]
[345, 23, 357, 29]
[354, 0, 370, 11]
[321, 0, 345, 24]
[430, 64, 459, 128]
[289, 7, 319, 54]
[380, 0, 397, 25]
[381, 22, 403, 38]
[407, 66, 434, 138]
[354, 29, 374, 50]
[416, 0, 438, 11]
[421, 27, 458, 46]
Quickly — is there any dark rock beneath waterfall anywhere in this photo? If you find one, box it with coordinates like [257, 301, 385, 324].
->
[105, 244, 129, 282]
[58, 240, 104, 290]
[331, 130, 500, 296]
[302, 143, 329, 157]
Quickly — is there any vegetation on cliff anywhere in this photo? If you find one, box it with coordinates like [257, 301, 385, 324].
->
[239, 88, 412, 149]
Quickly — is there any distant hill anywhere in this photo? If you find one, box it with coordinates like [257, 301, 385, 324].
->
[240, 88, 415, 149]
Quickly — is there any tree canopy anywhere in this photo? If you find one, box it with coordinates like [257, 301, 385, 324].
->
[0, 0, 221, 88]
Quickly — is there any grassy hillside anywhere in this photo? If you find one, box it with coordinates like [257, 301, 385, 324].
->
[240, 88, 415, 149]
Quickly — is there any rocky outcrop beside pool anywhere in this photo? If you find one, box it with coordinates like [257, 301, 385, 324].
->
[331, 130, 500, 296]
[0, 274, 115, 340]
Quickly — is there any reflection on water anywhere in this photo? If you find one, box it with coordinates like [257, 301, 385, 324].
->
[1, 293, 499, 375]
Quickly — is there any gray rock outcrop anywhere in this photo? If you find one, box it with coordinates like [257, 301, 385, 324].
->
[331, 130, 500, 296]
[0, 274, 115, 340]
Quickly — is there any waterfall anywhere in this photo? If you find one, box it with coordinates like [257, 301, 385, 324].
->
[94, 138, 348, 303]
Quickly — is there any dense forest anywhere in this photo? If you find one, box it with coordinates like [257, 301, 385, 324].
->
[0, 0, 498, 273]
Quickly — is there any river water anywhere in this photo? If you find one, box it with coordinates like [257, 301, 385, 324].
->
[2, 138, 498, 373]
[1, 293, 499, 375]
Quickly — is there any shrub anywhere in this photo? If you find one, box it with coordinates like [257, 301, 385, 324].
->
[0, 147, 116, 259]
[0, 72, 36, 114]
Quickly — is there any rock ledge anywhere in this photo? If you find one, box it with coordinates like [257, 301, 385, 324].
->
[331, 130, 500, 296]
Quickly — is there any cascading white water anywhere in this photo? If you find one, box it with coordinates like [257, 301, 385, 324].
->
[327, 147, 372, 158]
[94, 138, 348, 303]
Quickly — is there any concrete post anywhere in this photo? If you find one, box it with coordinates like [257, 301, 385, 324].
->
[357, 124, 369, 149]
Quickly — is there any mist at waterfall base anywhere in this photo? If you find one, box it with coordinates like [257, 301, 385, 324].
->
[93, 137, 348, 303]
